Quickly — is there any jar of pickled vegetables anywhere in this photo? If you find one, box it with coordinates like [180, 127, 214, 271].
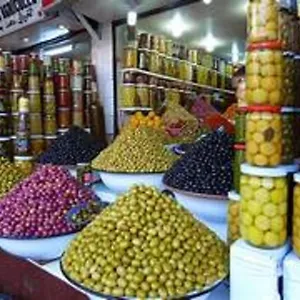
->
[28, 92, 41, 113]
[294, 56, 300, 108]
[281, 107, 295, 164]
[149, 50, 159, 73]
[240, 164, 288, 248]
[197, 65, 209, 85]
[0, 113, 10, 136]
[292, 173, 300, 257]
[31, 135, 44, 156]
[247, 0, 280, 43]
[44, 135, 57, 149]
[246, 41, 283, 106]
[14, 156, 34, 176]
[136, 84, 149, 107]
[279, 10, 293, 52]
[123, 46, 137, 68]
[282, 53, 295, 106]
[235, 106, 247, 143]
[30, 113, 43, 135]
[233, 144, 246, 193]
[121, 84, 136, 107]
[44, 114, 57, 135]
[44, 95, 56, 114]
[227, 191, 241, 245]
[179, 60, 189, 81]
[246, 106, 282, 167]
[58, 108, 72, 129]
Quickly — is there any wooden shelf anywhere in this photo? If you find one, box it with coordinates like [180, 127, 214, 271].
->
[121, 68, 235, 95]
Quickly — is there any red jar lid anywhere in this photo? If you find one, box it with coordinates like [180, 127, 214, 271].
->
[247, 40, 282, 51]
[234, 144, 246, 151]
[237, 106, 247, 113]
[247, 105, 281, 113]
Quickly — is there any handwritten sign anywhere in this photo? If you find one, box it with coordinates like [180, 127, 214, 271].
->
[0, 0, 44, 38]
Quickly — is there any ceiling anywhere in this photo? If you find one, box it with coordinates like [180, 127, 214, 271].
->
[135, 0, 247, 59]
[0, 0, 247, 59]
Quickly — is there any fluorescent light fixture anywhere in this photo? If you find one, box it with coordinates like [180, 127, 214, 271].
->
[44, 44, 73, 56]
[203, 0, 212, 4]
[231, 42, 239, 64]
[199, 32, 222, 52]
[167, 13, 189, 38]
[127, 11, 137, 26]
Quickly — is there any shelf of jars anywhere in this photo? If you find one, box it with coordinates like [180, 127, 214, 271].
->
[119, 32, 234, 111]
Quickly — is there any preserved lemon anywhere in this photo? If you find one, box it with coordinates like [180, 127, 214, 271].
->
[240, 164, 288, 249]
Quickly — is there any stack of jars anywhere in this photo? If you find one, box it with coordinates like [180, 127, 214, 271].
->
[27, 54, 44, 157]
[71, 59, 84, 128]
[0, 50, 11, 160]
[238, 0, 300, 250]
[56, 58, 72, 133]
[227, 107, 247, 245]
[14, 96, 33, 175]
[43, 57, 57, 150]
[83, 59, 93, 131]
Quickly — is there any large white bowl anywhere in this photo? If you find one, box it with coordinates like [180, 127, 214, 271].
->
[0, 232, 77, 260]
[165, 185, 229, 223]
[95, 170, 165, 194]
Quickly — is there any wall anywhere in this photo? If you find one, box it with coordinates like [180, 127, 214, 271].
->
[91, 23, 115, 138]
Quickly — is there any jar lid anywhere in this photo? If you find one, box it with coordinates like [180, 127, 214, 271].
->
[241, 163, 288, 177]
[136, 84, 149, 87]
[72, 88, 83, 92]
[0, 137, 10, 141]
[58, 108, 71, 112]
[138, 48, 150, 52]
[27, 91, 41, 95]
[281, 107, 295, 113]
[10, 89, 23, 93]
[14, 156, 33, 161]
[124, 45, 137, 49]
[228, 191, 240, 202]
[281, 164, 299, 174]
[44, 94, 55, 99]
[294, 173, 300, 183]
[234, 144, 246, 151]
[0, 112, 9, 116]
[247, 105, 281, 113]
[31, 135, 44, 139]
[237, 106, 248, 113]
[58, 129, 69, 133]
[44, 135, 57, 139]
[247, 40, 282, 51]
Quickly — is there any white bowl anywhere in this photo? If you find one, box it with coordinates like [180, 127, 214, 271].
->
[0, 232, 77, 260]
[95, 171, 165, 194]
[165, 185, 228, 223]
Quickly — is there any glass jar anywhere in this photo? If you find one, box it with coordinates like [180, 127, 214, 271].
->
[279, 10, 293, 52]
[121, 84, 136, 107]
[138, 48, 149, 71]
[294, 56, 300, 108]
[246, 106, 282, 167]
[0, 113, 10, 136]
[71, 75, 82, 90]
[165, 57, 172, 77]
[240, 164, 288, 248]
[123, 71, 136, 84]
[281, 107, 295, 164]
[44, 75, 54, 94]
[293, 173, 300, 257]
[247, 0, 280, 43]
[31, 135, 44, 156]
[72, 91, 84, 111]
[28, 92, 41, 113]
[233, 144, 246, 193]
[28, 75, 40, 91]
[123, 46, 137, 68]
[0, 137, 12, 159]
[14, 156, 34, 176]
[149, 50, 159, 73]
[246, 41, 283, 106]
[282, 53, 295, 106]
[136, 84, 149, 107]
[179, 60, 187, 81]
[149, 85, 157, 110]
[12, 74, 22, 89]
[211, 70, 218, 87]
[44, 95, 56, 114]
[158, 54, 166, 75]
[44, 114, 57, 135]
[227, 191, 241, 245]
[235, 106, 247, 143]
[10, 90, 22, 113]
[44, 135, 57, 149]
[30, 113, 43, 135]
[73, 110, 84, 127]
[14, 135, 31, 156]
[58, 89, 71, 108]
[197, 65, 209, 85]
[58, 108, 72, 129]
[138, 33, 150, 49]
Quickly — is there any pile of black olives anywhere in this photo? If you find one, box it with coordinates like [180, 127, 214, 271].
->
[37, 126, 103, 166]
[164, 131, 234, 195]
